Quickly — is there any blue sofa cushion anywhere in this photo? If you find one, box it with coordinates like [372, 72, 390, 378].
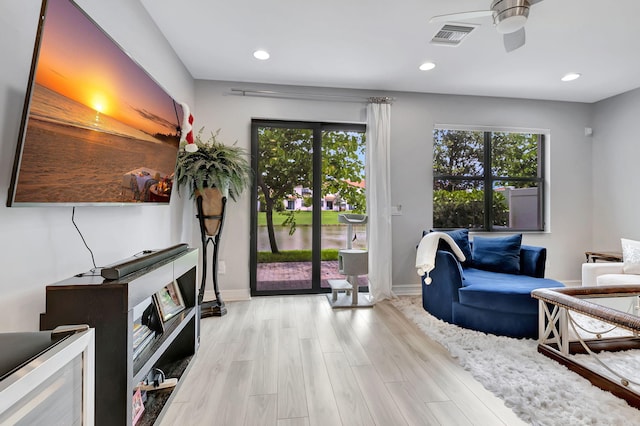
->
[472, 234, 522, 274]
[458, 268, 564, 315]
[425, 229, 473, 267]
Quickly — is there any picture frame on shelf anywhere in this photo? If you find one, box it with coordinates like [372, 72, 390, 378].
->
[153, 281, 185, 322]
[132, 387, 145, 426]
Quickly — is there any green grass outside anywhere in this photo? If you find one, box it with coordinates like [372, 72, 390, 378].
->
[258, 249, 339, 263]
[257, 210, 352, 226]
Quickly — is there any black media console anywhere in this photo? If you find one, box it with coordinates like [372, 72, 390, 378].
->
[40, 246, 198, 426]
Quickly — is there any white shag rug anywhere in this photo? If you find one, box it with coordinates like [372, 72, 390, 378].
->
[391, 296, 640, 425]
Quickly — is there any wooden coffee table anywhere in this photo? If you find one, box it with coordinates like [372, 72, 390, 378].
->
[532, 285, 640, 409]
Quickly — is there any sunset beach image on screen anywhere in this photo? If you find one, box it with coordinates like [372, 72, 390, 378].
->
[10, 0, 182, 205]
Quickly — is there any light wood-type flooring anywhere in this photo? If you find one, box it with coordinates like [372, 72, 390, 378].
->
[160, 296, 525, 426]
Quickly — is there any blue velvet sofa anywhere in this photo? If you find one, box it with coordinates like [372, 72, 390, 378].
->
[421, 233, 564, 339]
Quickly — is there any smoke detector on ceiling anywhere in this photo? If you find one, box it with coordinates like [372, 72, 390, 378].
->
[431, 24, 479, 47]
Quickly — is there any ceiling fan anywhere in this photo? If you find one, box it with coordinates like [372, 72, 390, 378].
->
[429, 0, 544, 52]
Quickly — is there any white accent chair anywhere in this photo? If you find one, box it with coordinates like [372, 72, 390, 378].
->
[581, 262, 640, 312]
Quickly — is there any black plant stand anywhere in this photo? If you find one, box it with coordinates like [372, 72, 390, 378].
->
[196, 194, 228, 317]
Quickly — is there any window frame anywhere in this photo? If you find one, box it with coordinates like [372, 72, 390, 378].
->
[250, 119, 367, 296]
[433, 127, 546, 232]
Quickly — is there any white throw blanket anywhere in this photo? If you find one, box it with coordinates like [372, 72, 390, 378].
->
[415, 232, 466, 285]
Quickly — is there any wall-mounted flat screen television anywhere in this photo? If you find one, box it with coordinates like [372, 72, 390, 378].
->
[7, 0, 183, 206]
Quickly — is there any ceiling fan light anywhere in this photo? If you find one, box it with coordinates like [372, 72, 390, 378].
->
[495, 15, 527, 34]
[419, 62, 436, 71]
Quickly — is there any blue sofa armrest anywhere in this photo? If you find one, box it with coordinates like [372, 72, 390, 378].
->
[421, 250, 464, 323]
[520, 245, 546, 278]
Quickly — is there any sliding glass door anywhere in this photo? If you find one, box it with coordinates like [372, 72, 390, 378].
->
[251, 120, 366, 296]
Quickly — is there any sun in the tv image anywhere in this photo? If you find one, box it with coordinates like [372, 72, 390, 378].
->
[13, 0, 182, 204]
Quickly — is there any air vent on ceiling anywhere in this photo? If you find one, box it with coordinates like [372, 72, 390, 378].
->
[431, 24, 477, 46]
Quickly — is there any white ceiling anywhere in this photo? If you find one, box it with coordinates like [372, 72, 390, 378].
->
[141, 0, 640, 103]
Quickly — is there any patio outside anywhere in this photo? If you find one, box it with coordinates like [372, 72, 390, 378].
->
[256, 211, 368, 291]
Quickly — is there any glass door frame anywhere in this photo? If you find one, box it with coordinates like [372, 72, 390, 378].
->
[250, 119, 366, 296]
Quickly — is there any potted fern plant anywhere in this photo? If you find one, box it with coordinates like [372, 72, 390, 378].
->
[174, 128, 251, 317]
[175, 128, 252, 234]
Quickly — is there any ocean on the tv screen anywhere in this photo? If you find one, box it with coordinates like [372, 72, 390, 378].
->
[30, 84, 163, 144]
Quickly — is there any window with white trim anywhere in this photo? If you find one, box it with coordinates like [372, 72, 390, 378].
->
[433, 128, 545, 232]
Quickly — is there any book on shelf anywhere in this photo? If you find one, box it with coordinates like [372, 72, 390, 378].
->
[133, 329, 155, 360]
[133, 320, 152, 340]
[133, 315, 156, 360]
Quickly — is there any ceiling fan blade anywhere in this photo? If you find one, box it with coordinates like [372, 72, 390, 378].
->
[529, 0, 544, 4]
[429, 10, 493, 24]
[504, 27, 526, 52]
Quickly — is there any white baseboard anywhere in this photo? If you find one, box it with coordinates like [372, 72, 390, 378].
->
[561, 279, 582, 287]
[392, 283, 421, 296]
[205, 288, 251, 302]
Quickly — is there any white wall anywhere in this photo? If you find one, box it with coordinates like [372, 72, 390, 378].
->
[0, 0, 194, 332]
[2, 2, 617, 328]
[194, 80, 593, 298]
[192, 82, 368, 300]
[591, 87, 640, 249]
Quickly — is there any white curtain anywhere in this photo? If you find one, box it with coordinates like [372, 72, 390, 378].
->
[366, 99, 394, 302]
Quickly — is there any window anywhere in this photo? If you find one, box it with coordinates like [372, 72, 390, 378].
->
[433, 128, 545, 231]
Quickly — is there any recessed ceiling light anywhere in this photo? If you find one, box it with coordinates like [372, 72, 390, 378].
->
[561, 72, 581, 82]
[253, 50, 270, 60]
[419, 62, 436, 71]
